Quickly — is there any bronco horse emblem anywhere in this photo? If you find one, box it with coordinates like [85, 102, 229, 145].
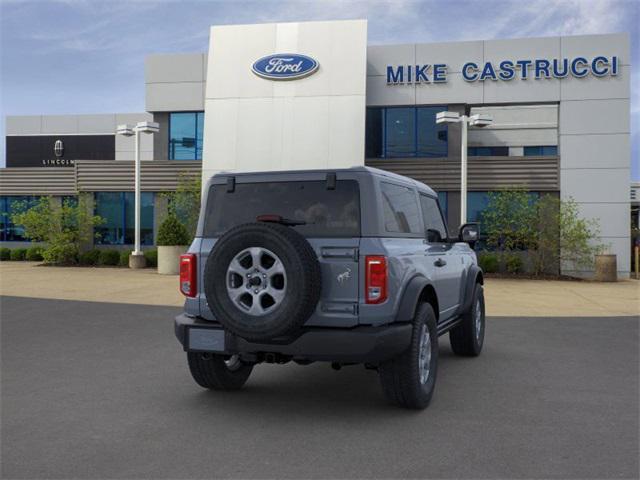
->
[337, 267, 351, 284]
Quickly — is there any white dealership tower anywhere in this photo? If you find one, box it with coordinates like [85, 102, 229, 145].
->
[201, 20, 368, 179]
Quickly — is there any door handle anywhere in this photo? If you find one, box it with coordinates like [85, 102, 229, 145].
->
[434, 258, 447, 267]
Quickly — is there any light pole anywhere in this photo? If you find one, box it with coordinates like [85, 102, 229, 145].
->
[116, 121, 159, 268]
[436, 111, 492, 224]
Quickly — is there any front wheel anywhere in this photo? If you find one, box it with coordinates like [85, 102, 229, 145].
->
[378, 303, 439, 409]
[187, 352, 253, 390]
[449, 283, 485, 356]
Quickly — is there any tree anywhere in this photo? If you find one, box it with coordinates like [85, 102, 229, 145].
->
[11, 196, 104, 265]
[556, 197, 605, 271]
[481, 189, 605, 276]
[163, 173, 201, 239]
[481, 188, 537, 252]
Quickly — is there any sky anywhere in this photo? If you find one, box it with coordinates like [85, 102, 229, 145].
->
[1, 0, 638, 178]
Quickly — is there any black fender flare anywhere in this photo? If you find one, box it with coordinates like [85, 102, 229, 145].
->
[395, 275, 433, 323]
[457, 265, 484, 316]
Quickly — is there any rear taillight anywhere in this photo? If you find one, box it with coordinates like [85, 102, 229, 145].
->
[365, 255, 387, 304]
[179, 254, 197, 297]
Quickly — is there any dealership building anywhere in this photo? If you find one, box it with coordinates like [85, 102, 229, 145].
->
[0, 20, 632, 277]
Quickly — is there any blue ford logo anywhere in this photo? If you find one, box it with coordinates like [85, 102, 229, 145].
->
[252, 53, 319, 80]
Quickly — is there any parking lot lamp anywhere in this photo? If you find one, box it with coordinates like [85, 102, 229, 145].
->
[436, 111, 492, 224]
[116, 121, 159, 268]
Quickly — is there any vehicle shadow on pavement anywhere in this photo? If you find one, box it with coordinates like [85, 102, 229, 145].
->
[177, 345, 479, 419]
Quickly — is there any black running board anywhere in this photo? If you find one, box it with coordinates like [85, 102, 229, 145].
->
[437, 316, 462, 336]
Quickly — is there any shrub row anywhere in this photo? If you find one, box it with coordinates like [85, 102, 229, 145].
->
[0, 246, 44, 262]
[78, 249, 157, 267]
[478, 251, 524, 274]
[0, 246, 158, 268]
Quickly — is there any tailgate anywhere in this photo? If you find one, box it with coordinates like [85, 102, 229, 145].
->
[305, 238, 360, 327]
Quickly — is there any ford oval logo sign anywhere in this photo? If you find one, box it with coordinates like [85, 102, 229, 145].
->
[252, 53, 319, 80]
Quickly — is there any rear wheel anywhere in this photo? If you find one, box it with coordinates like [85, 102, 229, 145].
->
[449, 283, 485, 356]
[187, 352, 253, 390]
[378, 303, 438, 409]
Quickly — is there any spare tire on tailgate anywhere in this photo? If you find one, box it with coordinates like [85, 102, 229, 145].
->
[203, 222, 321, 341]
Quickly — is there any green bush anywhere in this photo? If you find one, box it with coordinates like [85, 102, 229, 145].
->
[25, 246, 44, 261]
[163, 173, 202, 238]
[10, 248, 27, 261]
[0, 248, 11, 261]
[505, 253, 524, 274]
[119, 250, 130, 267]
[144, 249, 158, 268]
[157, 214, 190, 246]
[478, 252, 499, 273]
[43, 244, 79, 265]
[11, 196, 103, 265]
[79, 249, 101, 266]
[99, 249, 121, 266]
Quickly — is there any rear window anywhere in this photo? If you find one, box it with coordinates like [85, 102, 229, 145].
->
[203, 180, 360, 237]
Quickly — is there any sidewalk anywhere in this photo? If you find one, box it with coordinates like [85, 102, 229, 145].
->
[0, 262, 184, 307]
[0, 262, 638, 316]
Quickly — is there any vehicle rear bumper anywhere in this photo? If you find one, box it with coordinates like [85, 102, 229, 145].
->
[174, 314, 411, 364]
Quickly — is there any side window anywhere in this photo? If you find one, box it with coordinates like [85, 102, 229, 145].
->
[420, 194, 447, 243]
[380, 182, 422, 234]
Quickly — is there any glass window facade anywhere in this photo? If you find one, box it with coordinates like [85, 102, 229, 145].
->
[467, 192, 491, 226]
[169, 112, 204, 160]
[468, 146, 509, 156]
[467, 191, 541, 231]
[0, 196, 39, 242]
[366, 106, 448, 158]
[437, 191, 448, 221]
[524, 146, 558, 156]
[95, 192, 154, 245]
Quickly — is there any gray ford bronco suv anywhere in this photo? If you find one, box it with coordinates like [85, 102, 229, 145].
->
[174, 166, 484, 409]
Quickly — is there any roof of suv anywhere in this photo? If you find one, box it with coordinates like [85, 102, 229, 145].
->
[207, 166, 437, 197]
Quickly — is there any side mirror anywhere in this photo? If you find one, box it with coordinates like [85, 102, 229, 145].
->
[459, 223, 479, 247]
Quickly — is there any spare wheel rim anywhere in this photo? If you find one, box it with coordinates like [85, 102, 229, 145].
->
[226, 247, 287, 316]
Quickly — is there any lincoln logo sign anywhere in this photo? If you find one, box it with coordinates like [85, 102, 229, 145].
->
[386, 55, 620, 84]
[54, 139, 64, 157]
[252, 53, 319, 80]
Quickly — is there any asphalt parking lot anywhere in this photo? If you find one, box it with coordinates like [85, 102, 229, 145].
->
[1, 296, 638, 479]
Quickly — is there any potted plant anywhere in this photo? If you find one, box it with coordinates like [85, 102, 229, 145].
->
[156, 214, 190, 275]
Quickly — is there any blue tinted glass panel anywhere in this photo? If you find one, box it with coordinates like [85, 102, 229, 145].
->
[95, 192, 124, 245]
[124, 192, 154, 245]
[437, 191, 448, 220]
[365, 108, 383, 158]
[467, 192, 490, 226]
[385, 108, 416, 157]
[0, 196, 38, 242]
[541, 146, 557, 156]
[196, 112, 205, 160]
[169, 112, 204, 160]
[95, 192, 154, 245]
[523, 146, 542, 156]
[0, 198, 6, 241]
[469, 146, 508, 156]
[417, 107, 447, 157]
[524, 146, 558, 156]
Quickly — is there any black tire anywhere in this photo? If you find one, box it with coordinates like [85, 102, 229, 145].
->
[450, 283, 485, 356]
[378, 303, 438, 409]
[187, 352, 253, 390]
[203, 222, 321, 342]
